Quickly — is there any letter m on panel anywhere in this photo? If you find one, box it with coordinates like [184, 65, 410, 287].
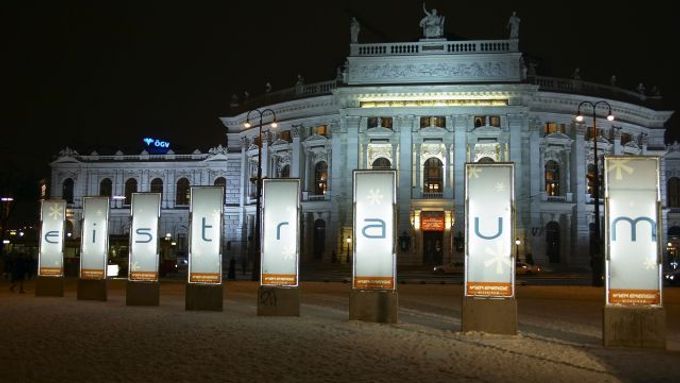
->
[611, 216, 656, 242]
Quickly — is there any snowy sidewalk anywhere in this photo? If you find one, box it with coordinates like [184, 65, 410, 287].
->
[1, 280, 678, 382]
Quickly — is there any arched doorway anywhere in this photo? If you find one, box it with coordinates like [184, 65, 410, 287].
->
[313, 219, 326, 260]
[546, 221, 560, 263]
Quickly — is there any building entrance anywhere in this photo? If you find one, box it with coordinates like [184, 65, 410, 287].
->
[421, 211, 444, 265]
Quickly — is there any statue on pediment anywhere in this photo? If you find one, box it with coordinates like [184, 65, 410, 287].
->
[420, 3, 445, 39]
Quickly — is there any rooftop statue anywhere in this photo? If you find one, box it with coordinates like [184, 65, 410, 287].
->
[419, 2, 445, 39]
[350, 17, 360, 43]
[506, 11, 520, 39]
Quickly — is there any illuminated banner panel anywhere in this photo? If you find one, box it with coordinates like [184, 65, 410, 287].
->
[261, 179, 300, 286]
[80, 197, 110, 280]
[188, 187, 223, 284]
[605, 157, 661, 305]
[353, 170, 396, 290]
[129, 193, 161, 281]
[465, 163, 515, 298]
[38, 199, 66, 277]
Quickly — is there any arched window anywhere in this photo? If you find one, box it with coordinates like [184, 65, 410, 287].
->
[474, 116, 484, 128]
[62, 178, 74, 204]
[99, 178, 112, 197]
[423, 158, 443, 193]
[371, 157, 391, 169]
[668, 177, 680, 208]
[478, 157, 495, 163]
[545, 161, 560, 196]
[176, 178, 190, 206]
[314, 161, 328, 195]
[214, 177, 226, 188]
[124, 178, 137, 205]
[150, 178, 163, 195]
[279, 164, 290, 178]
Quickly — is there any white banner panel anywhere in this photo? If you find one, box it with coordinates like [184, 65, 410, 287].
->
[80, 197, 110, 280]
[129, 193, 161, 281]
[38, 199, 66, 277]
[605, 156, 661, 305]
[188, 187, 223, 284]
[465, 163, 515, 298]
[353, 170, 396, 290]
[261, 179, 300, 286]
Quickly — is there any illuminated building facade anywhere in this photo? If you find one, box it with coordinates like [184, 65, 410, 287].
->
[50, 32, 675, 270]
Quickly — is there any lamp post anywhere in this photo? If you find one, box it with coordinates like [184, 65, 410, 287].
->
[244, 108, 277, 281]
[515, 237, 520, 261]
[346, 236, 352, 264]
[576, 100, 614, 286]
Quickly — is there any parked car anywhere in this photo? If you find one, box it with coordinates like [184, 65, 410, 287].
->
[515, 261, 542, 275]
[433, 262, 465, 274]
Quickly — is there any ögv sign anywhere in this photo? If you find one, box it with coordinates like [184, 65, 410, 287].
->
[465, 163, 515, 298]
[353, 170, 396, 290]
[605, 156, 662, 305]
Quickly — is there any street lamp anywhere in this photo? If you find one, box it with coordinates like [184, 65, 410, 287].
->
[346, 236, 352, 264]
[244, 108, 277, 281]
[576, 100, 614, 286]
[515, 237, 521, 260]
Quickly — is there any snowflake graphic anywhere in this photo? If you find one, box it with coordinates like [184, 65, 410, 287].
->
[483, 242, 511, 274]
[468, 167, 482, 179]
[131, 261, 141, 271]
[367, 189, 383, 205]
[608, 159, 634, 181]
[495, 182, 506, 193]
[643, 257, 657, 271]
[48, 204, 63, 220]
[53, 260, 60, 266]
[281, 245, 296, 261]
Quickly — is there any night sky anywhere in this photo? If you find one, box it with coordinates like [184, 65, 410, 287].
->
[4, 1, 678, 224]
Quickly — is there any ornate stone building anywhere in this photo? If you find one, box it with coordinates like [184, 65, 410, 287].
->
[50, 18, 676, 270]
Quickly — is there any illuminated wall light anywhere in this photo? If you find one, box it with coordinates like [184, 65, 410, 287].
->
[413, 210, 421, 231]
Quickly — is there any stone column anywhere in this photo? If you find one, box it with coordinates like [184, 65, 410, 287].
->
[571, 123, 590, 267]
[398, 115, 414, 264]
[453, 114, 467, 256]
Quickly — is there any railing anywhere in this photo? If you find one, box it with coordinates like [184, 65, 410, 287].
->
[230, 79, 338, 113]
[351, 39, 518, 57]
[422, 192, 443, 199]
[532, 76, 662, 105]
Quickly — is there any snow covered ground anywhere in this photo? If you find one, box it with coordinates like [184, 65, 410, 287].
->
[1, 279, 678, 382]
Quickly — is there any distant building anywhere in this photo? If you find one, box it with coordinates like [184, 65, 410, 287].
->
[50, 22, 675, 270]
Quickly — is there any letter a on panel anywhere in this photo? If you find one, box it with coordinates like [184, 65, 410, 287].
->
[353, 170, 396, 290]
[39, 199, 66, 277]
[80, 197, 110, 280]
[605, 156, 661, 305]
[188, 187, 223, 284]
[465, 163, 515, 298]
[129, 193, 161, 281]
[261, 179, 300, 286]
